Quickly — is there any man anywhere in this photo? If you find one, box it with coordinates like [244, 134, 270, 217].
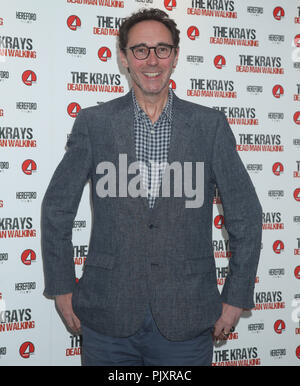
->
[41, 8, 262, 366]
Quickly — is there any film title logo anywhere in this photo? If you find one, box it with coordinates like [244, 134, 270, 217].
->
[0, 36, 36, 59]
[66, 0, 124, 7]
[237, 133, 283, 152]
[67, 15, 81, 31]
[187, 79, 236, 98]
[187, 0, 237, 19]
[67, 71, 123, 93]
[294, 84, 300, 101]
[0, 308, 35, 332]
[294, 161, 300, 178]
[236, 55, 283, 75]
[74, 244, 88, 265]
[212, 347, 260, 366]
[66, 335, 82, 357]
[254, 291, 285, 311]
[262, 212, 284, 230]
[213, 239, 231, 258]
[0, 127, 36, 148]
[214, 106, 258, 126]
[295, 7, 300, 24]
[0, 217, 36, 239]
[210, 26, 258, 47]
[294, 239, 300, 255]
[94, 16, 125, 36]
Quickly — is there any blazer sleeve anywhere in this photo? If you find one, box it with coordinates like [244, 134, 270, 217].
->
[211, 112, 262, 309]
[41, 109, 92, 297]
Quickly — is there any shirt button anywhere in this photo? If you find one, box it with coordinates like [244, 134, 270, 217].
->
[150, 130, 155, 134]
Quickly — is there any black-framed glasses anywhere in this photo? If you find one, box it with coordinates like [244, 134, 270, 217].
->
[125, 44, 177, 60]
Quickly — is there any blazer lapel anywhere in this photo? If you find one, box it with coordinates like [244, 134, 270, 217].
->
[152, 94, 195, 211]
[109, 91, 194, 212]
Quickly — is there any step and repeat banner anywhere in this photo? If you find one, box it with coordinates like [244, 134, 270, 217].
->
[0, 0, 300, 366]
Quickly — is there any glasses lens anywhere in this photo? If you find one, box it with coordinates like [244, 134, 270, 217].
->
[133, 46, 149, 59]
[156, 45, 172, 58]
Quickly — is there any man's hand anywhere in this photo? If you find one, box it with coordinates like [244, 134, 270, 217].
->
[213, 303, 243, 340]
[55, 293, 81, 334]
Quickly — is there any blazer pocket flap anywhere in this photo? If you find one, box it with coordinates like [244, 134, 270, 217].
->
[184, 256, 215, 275]
[85, 252, 116, 269]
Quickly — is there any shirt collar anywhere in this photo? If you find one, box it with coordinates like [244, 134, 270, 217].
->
[132, 88, 173, 123]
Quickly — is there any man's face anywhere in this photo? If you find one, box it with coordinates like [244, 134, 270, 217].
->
[120, 20, 179, 97]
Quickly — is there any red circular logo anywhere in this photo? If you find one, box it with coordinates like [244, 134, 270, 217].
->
[19, 342, 35, 359]
[272, 162, 284, 176]
[22, 159, 37, 175]
[187, 26, 199, 41]
[67, 15, 81, 31]
[294, 112, 300, 125]
[273, 7, 285, 21]
[98, 47, 112, 62]
[169, 79, 176, 90]
[294, 188, 300, 202]
[272, 85, 284, 99]
[22, 70, 37, 86]
[274, 319, 286, 334]
[214, 55, 226, 69]
[294, 266, 300, 279]
[273, 240, 284, 254]
[214, 215, 224, 229]
[164, 0, 176, 11]
[67, 102, 81, 118]
[21, 249, 36, 266]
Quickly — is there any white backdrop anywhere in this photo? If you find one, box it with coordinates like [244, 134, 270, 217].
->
[0, 0, 300, 366]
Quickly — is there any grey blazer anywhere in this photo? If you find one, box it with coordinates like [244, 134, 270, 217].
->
[41, 91, 262, 341]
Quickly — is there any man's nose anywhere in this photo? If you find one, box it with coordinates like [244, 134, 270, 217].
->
[146, 49, 159, 65]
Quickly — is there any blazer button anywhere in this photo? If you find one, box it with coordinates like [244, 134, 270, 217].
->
[148, 224, 154, 229]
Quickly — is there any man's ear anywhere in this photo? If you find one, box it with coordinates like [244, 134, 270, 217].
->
[119, 49, 129, 70]
[173, 47, 180, 69]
